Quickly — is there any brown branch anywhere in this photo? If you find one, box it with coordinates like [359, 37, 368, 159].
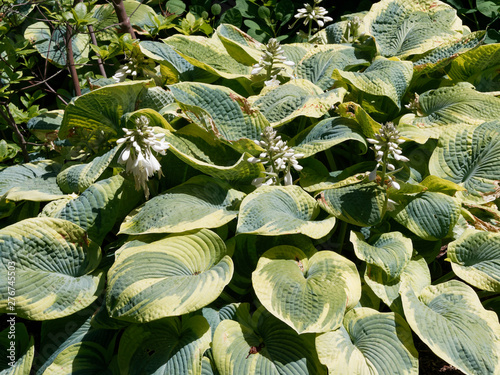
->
[65, 23, 81, 96]
[0, 104, 30, 162]
[111, 0, 136, 39]
[88, 24, 107, 77]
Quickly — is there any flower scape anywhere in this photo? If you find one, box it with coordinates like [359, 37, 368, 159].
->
[1, 0, 500, 374]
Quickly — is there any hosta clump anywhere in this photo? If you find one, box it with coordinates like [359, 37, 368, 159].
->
[117, 115, 170, 198]
[251, 38, 295, 86]
[248, 126, 304, 187]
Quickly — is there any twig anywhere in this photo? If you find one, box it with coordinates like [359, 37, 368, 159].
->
[111, 0, 136, 39]
[65, 22, 82, 96]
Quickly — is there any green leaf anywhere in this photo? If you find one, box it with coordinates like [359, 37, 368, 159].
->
[420, 175, 466, 195]
[448, 229, 500, 292]
[365, 256, 431, 314]
[118, 315, 211, 374]
[24, 22, 89, 68]
[56, 146, 121, 194]
[159, 124, 264, 184]
[0, 323, 34, 375]
[236, 185, 336, 239]
[26, 110, 63, 143]
[251, 79, 347, 127]
[169, 82, 267, 146]
[119, 175, 245, 235]
[351, 231, 413, 281]
[448, 43, 500, 91]
[59, 80, 153, 140]
[0, 217, 103, 320]
[316, 308, 418, 375]
[140, 41, 215, 83]
[106, 229, 233, 322]
[220, 9, 243, 28]
[253, 245, 361, 333]
[363, 0, 465, 58]
[412, 31, 486, 78]
[216, 24, 262, 66]
[401, 280, 500, 375]
[212, 306, 327, 375]
[36, 311, 117, 375]
[296, 44, 369, 91]
[43, 175, 139, 244]
[429, 121, 500, 200]
[0, 160, 65, 202]
[336, 101, 381, 138]
[392, 192, 461, 240]
[163, 32, 252, 81]
[0, 140, 20, 162]
[317, 180, 386, 227]
[332, 57, 413, 109]
[292, 117, 367, 158]
[399, 83, 500, 143]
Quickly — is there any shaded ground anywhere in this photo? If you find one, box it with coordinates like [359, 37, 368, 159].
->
[415, 335, 466, 374]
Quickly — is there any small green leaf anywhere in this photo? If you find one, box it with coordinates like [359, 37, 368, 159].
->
[237, 185, 336, 239]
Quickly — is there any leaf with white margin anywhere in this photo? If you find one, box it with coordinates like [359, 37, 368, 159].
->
[59, 80, 152, 139]
[212, 305, 327, 375]
[236, 185, 336, 239]
[157, 124, 264, 184]
[392, 192, 461, 241]
[0, 323, 34, 375]
[56, 146, 121, 194]
[316, 308, 418, 375]
[448, 229, 500, 292]
[253, 245, 361, 334]
[106, 229, 233, 323]
[119, 175, 245, 235]
[351, 231, 413, 281]
[168, 81, 267, 144]
[363, 0, 465, 58]
[448, 43, 500, 92]
[118, 315, 211, 375]
[296, 44, 369, 90]
[163, 32, 252, 80]
[291, 117, 367, 158]
[399, 83, 500, 143]
[250, 79, 347, 127]
[45, 175, 139, 244]
[140, 40, 215, 84]
[36, 309, 118, 375]
[217, 24, 263, 65]
[401, 280, 500, 375]
[0, 217, 103, 320]
[412, 30, 486, 78]
[318, 180, 386, 227]
[0, 160, 65, 201]
[429, 121, 500, 200]
[365, 256, 430, 315]
[332, 57, 413, 109]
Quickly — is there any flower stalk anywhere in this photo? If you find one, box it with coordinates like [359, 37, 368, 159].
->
[251, 38, 294, 86]
[292, 0, 333, 40]
[248, 126, 304, 187]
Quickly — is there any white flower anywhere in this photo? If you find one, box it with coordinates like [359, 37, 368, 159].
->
[294, 0, 333, 28]
[117, 115, 170, 198]
[264, 75, 280, 87]
[248, 126, 304, 187]
[251, 38, 294, 85]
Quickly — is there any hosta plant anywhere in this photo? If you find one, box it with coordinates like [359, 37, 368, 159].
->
[1, 0, 500, 374]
